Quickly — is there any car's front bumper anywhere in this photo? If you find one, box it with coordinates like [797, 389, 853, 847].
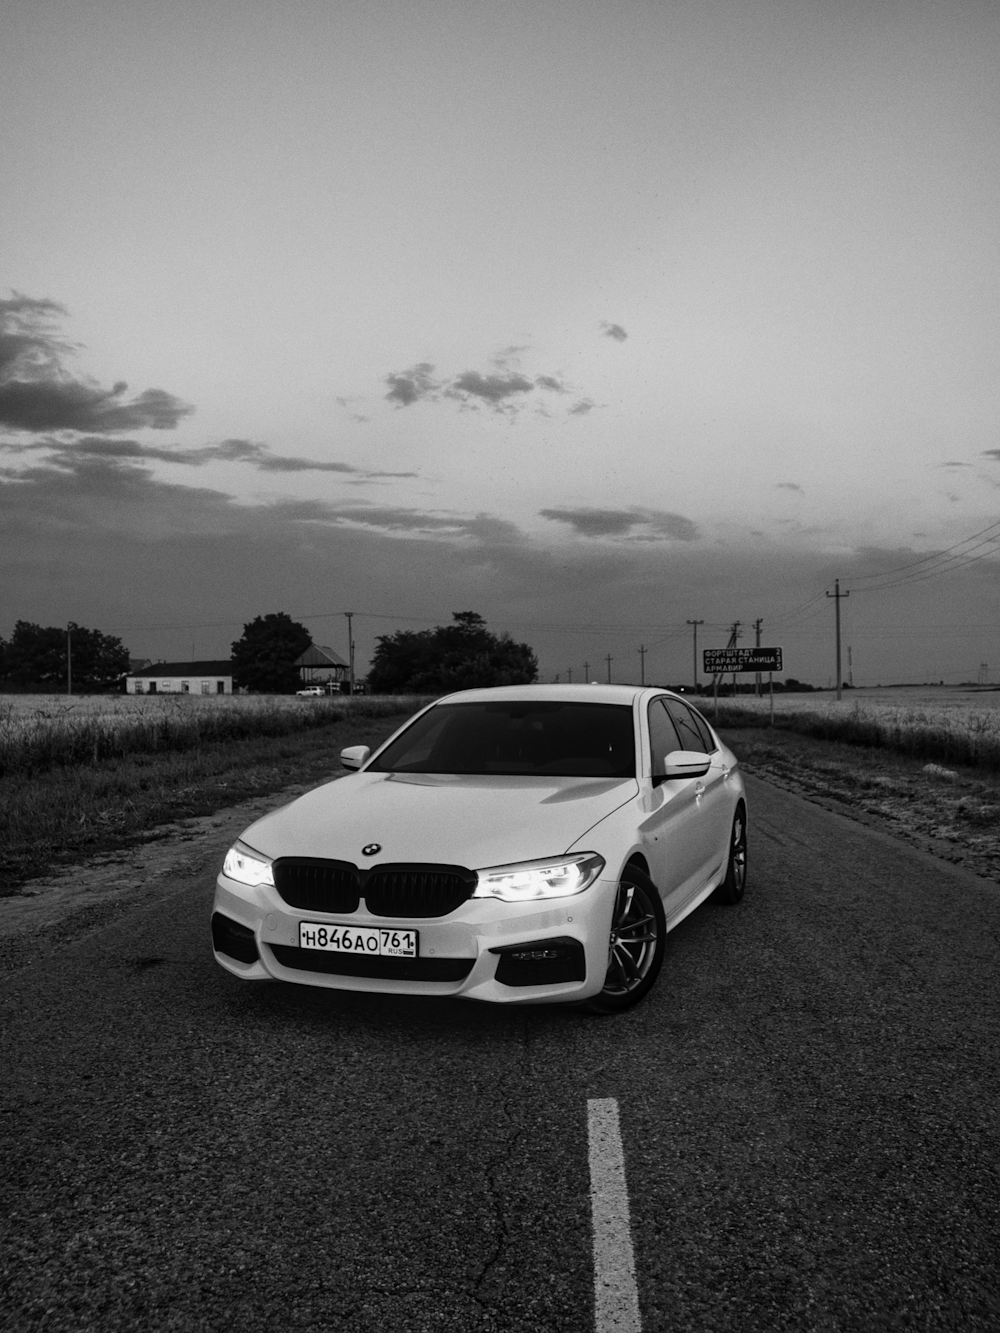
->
[212, 871, 616, 1004]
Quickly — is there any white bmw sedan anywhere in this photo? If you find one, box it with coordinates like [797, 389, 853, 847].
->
[212, 684, 747, 1012]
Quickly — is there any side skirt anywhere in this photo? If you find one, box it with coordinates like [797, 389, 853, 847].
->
[664, 864, 725, 932]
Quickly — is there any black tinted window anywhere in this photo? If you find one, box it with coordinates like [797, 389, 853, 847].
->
[663, 698, 710, 754]
[647, 700, 682, 776]
[369, 701, 636, 777]
[687, 705, 716, 754]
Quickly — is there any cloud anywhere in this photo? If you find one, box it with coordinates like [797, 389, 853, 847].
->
[303, 503, 524, 542]
[445, 370, 535, 411]
[214, 439, 415, 478]
[2, 433, 417, 480]
[600, 322, 628, 342]
[776, 482, 804, 493]
[940, 461, 972, 469]
[0, 448, 511, 548]
[982, 449, 1000, 462]
[568, 399, 596, 415]
[384, 362, 441, 407]
[0, 295, 192, 434]
[539, 506, 699, 542]
[384, 357, 581, 418]
[0, 380, 193, 434]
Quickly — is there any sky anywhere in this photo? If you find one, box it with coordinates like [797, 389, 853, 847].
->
[2, 0, 999, 687]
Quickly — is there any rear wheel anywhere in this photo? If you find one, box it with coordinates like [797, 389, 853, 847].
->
[713, 804, 747, 905]
[584, 866, 666, 1014]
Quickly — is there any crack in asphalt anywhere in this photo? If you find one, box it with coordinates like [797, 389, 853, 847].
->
[471, 1015, 532, 1306]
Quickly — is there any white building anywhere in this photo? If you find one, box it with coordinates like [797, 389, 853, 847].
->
[126, 660, 234, 695]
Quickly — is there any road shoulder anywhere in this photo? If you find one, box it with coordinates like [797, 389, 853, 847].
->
[0, 777, 329, 976]
[721, 724, 1000, 888]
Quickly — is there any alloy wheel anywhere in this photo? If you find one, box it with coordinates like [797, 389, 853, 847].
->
[603, 877, 660, 997]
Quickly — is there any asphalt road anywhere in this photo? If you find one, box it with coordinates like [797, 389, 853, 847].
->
[2, 774, 999, 1333]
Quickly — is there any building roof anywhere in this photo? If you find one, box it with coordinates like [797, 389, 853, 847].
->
[294, 644, 348, 668]
[129, 660, 234, 678]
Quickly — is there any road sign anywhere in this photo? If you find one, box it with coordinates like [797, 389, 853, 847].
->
[703, 647, 783, 673]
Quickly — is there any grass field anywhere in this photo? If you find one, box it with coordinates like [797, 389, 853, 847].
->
[703, 686, 1000, 771]
[0, 697, 424, 893]
[0, 692, 431, 777]
[3, 683, 998, 892]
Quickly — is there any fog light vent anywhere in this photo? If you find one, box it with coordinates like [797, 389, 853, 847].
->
[212, 912, 259, 964]
[491, 936, 586, 987]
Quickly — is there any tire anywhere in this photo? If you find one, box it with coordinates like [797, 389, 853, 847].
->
[583, 866, 666, 1014]
[713, 804, 747, 905]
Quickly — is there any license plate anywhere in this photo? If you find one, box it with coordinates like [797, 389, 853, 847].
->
[298, 922, 418, 958]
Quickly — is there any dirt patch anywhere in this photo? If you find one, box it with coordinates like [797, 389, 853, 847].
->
[0, 776, 334, 976]
[721, 726, 1000, 885]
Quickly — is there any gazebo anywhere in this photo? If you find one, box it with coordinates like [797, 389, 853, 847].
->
[294, 643, 350, 689]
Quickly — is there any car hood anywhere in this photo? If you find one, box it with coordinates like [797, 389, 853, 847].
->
[240, 771, 639, 869]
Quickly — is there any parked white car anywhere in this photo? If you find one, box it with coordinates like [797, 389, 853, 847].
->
[212, 684, 747, 1011]
[295, 685, 326, 697]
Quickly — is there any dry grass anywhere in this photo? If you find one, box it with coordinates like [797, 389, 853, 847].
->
[705, 688, 1000, 771]
[0, 705, 421, 892]
[0, 693, 432, 777]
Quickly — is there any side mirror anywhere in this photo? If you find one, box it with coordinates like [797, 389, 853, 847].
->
[340, 745, 371, 771]
[660, 749, 711, 781]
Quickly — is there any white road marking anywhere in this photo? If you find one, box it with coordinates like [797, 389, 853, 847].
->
[588, 1097, 642, 1333]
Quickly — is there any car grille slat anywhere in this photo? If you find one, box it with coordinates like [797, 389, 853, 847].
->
[270, 858, 476, 918]
[272, 858, 361, 914]
[363, 865, 475, 918]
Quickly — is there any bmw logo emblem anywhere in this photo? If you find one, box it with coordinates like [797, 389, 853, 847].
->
[362, 843, 382, 856]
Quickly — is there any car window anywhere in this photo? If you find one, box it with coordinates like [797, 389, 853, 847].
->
[368, 701, 636, 777]
[686, 705, 717, 754]
[647, 700, 683, 777]
[663, 697, 711, 755]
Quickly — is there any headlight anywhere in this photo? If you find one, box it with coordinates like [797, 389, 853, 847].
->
[472, 853, 605, 902]
[222, 843, 275, 888]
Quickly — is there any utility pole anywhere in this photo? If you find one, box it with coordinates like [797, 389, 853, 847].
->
[344, 611, 355, 695]
[67, 623, 72, 697]
[605, 654, 613, 683]
[847, 646, 853, 688]
[686, 619, 704, 693]
[638, 644, 646, 686]
[825, 580, 849, 701]
[567, 667, 573, 684]
[583, 660, 590, 681]
[729, 621, 742, 695]
[752, 618, 763, 697]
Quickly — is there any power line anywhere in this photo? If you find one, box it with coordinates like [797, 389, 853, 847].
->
[848, 518, 1000, 586]
[848, 538, 1000, 594]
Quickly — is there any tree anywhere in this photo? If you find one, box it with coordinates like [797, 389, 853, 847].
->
[0, 621, 129, 690]
[367, 611, 538, 694]
[231, 613, 312, 693]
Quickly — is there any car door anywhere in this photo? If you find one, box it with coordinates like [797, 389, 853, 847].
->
[638, 698, 708, 917]
[663, 696, 733, 883]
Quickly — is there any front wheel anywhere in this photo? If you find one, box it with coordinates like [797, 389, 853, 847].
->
[583, 866, 666, 1014]
[713, 804, 747, 905]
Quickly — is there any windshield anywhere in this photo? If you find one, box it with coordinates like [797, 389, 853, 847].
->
[368, 701, 636, 777]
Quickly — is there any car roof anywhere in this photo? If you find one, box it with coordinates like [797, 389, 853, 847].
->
[435, 683, 658, 707]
